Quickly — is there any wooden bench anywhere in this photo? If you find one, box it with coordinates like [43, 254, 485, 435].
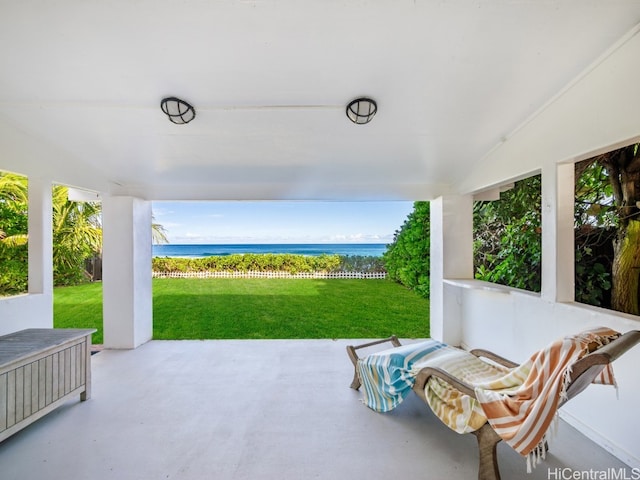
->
[0, 328, 96, 442]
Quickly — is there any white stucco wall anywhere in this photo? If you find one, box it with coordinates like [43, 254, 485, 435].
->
[441, 23, 640, 467]
[430, 195, 473, 345]
[457, 290, 640, 466]
[0, 294, 52, 336]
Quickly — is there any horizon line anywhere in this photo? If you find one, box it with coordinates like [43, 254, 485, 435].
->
[153, 241, 390, 246]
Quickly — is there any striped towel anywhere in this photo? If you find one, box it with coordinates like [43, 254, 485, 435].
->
[417, 348, 517, 433]
[357, 340, 514, 431]
[475, 326, 620, 470]
[356, 339, 448, 412]
[356, 328, 619, 472]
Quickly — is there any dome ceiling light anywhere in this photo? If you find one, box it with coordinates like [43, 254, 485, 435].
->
[160, 97, 196, 125]
[346, 97, 377, 125]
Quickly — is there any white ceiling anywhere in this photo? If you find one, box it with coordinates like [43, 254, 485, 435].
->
[1, 1, 640, 200]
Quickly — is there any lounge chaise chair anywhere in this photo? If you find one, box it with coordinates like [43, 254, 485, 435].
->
[347, 328, 640, 480]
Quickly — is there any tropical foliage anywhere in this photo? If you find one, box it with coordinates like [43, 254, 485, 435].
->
[155, 253, 334, 274]
[382, 201, 430, 298]
[51, 186, 102, 285]
[152, 253, 384, 275]
[336, 255, 386, 273]
[0, 171, 103, 295]
[152, 217, 169, 245]
[574, 160, 615, 307]
[473, 175, 542, 292]
[575, 143, 640, 314]
[384, 155, 640, 315]
[0, 173, 29, 294]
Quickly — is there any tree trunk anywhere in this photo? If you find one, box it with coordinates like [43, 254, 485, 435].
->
[611, 219, 640, 315]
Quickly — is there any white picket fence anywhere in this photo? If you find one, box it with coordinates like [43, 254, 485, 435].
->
[152, 270, 387, 280]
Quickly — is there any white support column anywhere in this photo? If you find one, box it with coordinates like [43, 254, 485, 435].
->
[541, 163, 575, 303]
[28, 178, 53, 295]
[26, 177, 54, 325]
[102, 196, 152, 349]
[430, 195, 473, 345]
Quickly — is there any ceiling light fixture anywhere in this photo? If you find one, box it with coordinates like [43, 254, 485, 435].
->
[160, 97, 196, 125]
[346, 97, 377, 125]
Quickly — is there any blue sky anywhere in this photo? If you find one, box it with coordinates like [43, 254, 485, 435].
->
[152, 201, 414, 244]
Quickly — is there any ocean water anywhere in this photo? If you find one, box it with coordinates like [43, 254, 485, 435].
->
[152, 243, 387, 258]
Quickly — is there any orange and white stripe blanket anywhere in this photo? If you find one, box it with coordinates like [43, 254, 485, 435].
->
[471, 326, 619, 470]
[357, 327, 620, 471]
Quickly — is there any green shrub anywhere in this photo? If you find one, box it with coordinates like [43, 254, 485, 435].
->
[383, 201, 430, 298]
[473, 175, 542, 292]
[337, 255, 386, 272]
[152, 253, 347, 274]
[0, 245, 28, 295]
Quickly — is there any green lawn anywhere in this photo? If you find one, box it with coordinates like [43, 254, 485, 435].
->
[54, 278, 429, 344]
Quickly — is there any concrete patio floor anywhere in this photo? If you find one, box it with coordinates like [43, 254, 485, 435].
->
[0, 339, 631, 480]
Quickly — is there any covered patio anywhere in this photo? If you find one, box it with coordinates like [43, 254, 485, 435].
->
[0, 340, 629, 479]
[1, 0, 640, 477]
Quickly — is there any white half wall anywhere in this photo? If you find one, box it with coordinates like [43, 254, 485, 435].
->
[0, 294, 52, 336]
[458, 290, 640, 467]
[0, 176, 53, 336]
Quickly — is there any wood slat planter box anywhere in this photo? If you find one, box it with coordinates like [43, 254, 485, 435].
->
[0, 328, 96, 442]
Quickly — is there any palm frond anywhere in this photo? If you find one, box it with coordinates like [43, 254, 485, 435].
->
[0, 233, 28, 247]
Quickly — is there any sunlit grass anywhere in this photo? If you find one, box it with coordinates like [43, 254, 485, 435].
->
[54, 278, 429, 343]
[53, 283, 104, 341]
